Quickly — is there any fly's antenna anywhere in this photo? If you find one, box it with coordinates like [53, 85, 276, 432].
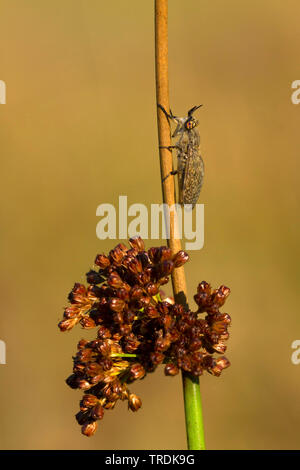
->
[187, 105, 203, 117]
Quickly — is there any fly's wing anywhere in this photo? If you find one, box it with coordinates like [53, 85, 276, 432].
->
[180, 148, 204, 207]
[175, 132, 189, 205]
[177, 152, 186, 205]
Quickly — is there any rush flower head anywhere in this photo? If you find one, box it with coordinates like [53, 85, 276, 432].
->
[58, 237, 231, 436]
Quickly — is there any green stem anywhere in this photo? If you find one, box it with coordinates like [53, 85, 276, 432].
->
[110, 353, 137, 358]
[182, 372, 206, 450]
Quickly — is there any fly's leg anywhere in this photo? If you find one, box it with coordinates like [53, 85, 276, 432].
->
[157, 104, 175, 120]
[159, 145, 180, 151]
[162, 170, 178, 183]
[159, 145, 179, 181]
[157, 104, 180, 186]
[160, 145, 180, 182]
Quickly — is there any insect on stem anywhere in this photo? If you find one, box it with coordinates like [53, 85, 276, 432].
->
[158, 104, 205, 209]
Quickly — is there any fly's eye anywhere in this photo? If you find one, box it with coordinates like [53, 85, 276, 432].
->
[186, 120, 195, 130]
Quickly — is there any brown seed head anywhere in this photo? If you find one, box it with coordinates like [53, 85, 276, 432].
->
[81, 421, 98, 437]
[128, 393, 142, 412]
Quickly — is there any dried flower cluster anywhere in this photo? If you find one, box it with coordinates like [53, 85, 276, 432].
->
[59, 237, 231, 436]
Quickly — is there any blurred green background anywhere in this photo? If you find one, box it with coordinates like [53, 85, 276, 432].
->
[0, 0, 300, 450]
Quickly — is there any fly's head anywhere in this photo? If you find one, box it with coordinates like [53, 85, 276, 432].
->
[172, 105, 202, 138]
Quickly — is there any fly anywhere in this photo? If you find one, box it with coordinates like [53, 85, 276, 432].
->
[158, 104, 204, 208]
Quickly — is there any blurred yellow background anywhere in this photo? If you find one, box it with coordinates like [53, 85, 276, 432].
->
[1, 0, 300, 449]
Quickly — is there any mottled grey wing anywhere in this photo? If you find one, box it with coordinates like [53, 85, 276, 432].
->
[177, 153, 186, 206]
[180, 149, 204, 207]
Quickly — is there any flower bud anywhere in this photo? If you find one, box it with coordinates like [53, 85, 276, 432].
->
[159, 246, 172, 261]
[164, 364, 179, 376]
[172, 304, 184, 316]
[77, 347, 93, 362]
[58, 317, 78, 332]
[81, 421, 98, 437]
[96, 341, 111, 357]
[146, 282, 159, 296]
[123, 334, 140, 353]
[150, 351, 164, 365]
[91, 403, 104, 420]
[63, 305, 79, 319]
[119, 324, 131, 335]
[128, 393, 142, 412]
[76, 410, 88, 425]
[97, 326, 112, 339]
[128, 258, 143, 274]
[109, 298, 125, 313]
[159, 276, 169, 285]
[108, 272, 125, 289]
[138, 252, 150, 268]
[208, 356, 230, 376]
[68, 283, 87, 304]
[197, 281, 211, 294]
[148, 246, 160, 263]
[77, 339, 88, 350]
[90, 374, 104, 385]
[157, 302, 170, 315]
[124, 310, 135, 323]
[162, 314, 172, 330]
[129, 236, 145, 252]
[113, 311, 124, 324]
[210, 319, 228, 335]
[130, 286, 143, 299]
[144, 305, 159, 318]
[138, 295, 151, 307]
[85, 363, 102, 377]
[130, 363, 146, 380]
[159, 260, 174, 276]
[212, 285, 231, 308]
[109, 246, 124, 265]
[172, 250, 189, 267]
[219, 285, 231, 299]
[73, 363, 85, 374]
[212, 341, 227, 354]
[86, 270, 104, 285]
[81, 394, 98, 408]
[66, 374, 78, 389]
[100, 358, 113, 371]
[80, 317, 96, 329]
[116, 288, 130, 302]
[95, 253, 110, 269]
[189, 337, 203, 351]
[156, 336, 170, 352]
[77, 379, 92, 390]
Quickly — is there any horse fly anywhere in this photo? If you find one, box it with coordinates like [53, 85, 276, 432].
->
[158, 104, 204, 209]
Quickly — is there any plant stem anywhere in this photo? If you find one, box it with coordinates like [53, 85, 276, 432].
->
[182, 373, 206, 450]
[110, 353, 137, 358]
[154, 0, 205, 450]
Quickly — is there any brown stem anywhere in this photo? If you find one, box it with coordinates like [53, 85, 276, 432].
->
[155, 0, 188, 307]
